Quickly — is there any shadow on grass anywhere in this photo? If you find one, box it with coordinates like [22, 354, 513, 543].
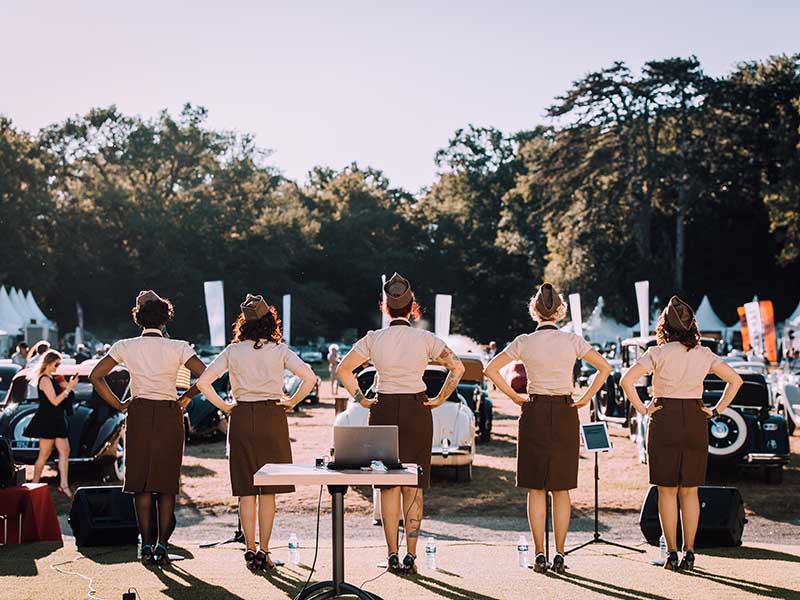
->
[686, 567, 800, 599]
[181, 465, 217, 478]
[407, 573, 503, 600]
[152, 562, 249, 600]
[702, 545, 800, 563]
[0, 540, 62, 577]
[548, 571, 673, 600]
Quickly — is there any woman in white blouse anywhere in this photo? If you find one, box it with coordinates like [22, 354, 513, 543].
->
[484, 283, 612, 574]
[621, 296, 742, 571]
[91, 291, 215, 566]
[197, 294, 316, 571]
[337, 273, 464, 575]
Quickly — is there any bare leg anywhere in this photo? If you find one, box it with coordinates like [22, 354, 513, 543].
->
[239, 495, 258, 551]
[678, 486, 700, 551]
[32, 438, 55, 483]
[54, 437, 70, 489]
[379, 487, 401, 554]
[257, 494, 276, 553]
[401, 487, 423, 556]
[551, 490, 571, 554]
[527, 489, 547, 555]
[657, 486, 680, 551]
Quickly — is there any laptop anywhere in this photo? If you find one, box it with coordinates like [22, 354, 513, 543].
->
[327, 426, 404, 470]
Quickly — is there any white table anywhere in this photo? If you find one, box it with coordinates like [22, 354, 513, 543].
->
[254, 463, 418, 600]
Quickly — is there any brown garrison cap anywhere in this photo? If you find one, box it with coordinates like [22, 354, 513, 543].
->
[664, 295, 695, 331]
[136, 290, 163, 308]
[384, 273, 414, 309]
[241, 294, 269, 322]
[533, 283, 563, 318]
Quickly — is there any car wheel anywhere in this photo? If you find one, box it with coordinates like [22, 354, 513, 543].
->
[707, 408, 748, 460]
[455, 463, 472, 483]
[101, 428, 125, 482]
[765, 465, 783, 484]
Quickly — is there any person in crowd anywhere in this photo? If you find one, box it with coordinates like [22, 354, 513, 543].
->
[90, 291, 214, 566]
[485, 340, 497, 361]
[327, 343, 340, 396]
[484, 283, 612, 574]
[620, 296, 743, 571]
[74, 344, 92, 364]
[337, 273, 465, 575]
[196, 294, 315, 571]
[24, 350, 79, 498]
[11, 341, 29, 367]
[26, 341, 51, 367]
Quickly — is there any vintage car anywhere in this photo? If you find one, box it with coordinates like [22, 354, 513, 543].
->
[339, 364, 476, 482]
[632, 370, 790, 483]
[457, 355, 493, 443]
[770, 371, 800, 436]
[183, 373, 231, 440]
[0, 362, 22, 396]
[0, 359, 128, 482]
[283, 370, 321, 406]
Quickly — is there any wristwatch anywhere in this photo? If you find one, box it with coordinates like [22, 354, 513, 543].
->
[711, 408, 720, 418]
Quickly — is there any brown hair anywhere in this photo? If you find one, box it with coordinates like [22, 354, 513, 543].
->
[655, 311, 700, 350]
[232, 304, 282, 349]
[381, 298, 422, 321]
[131, 297, 174, 329]
[37, 350, 62, 379]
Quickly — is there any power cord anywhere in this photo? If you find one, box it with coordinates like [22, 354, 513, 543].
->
[294, 485, 323, 600]
[358, 486, 419, 592]
[50, 555, 105, 600]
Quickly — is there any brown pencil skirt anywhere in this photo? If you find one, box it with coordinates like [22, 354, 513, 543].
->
[369, 392, 432, 489]
[647, 398, 708, 487]
[227, 401, 295, 496]
[124, 398, 184, 494]
[517, 394, 579, 491]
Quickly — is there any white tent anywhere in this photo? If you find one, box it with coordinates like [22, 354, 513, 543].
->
[26, 290, 49, 324]
[10, 288, 33, 324]
[582, 297, 629, 343]
[0, 287, 24, 332]
[695, 295, 728, 332]
[784, 300, 800, 328]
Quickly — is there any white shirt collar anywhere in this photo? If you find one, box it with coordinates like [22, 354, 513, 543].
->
[141, 328, 164, 336]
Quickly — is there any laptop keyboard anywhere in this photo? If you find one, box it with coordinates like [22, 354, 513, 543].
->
[326, 461, 405, 471]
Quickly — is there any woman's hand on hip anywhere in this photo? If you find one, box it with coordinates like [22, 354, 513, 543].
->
[571, 393, 592, 409]
[700, 405, 715, 419]
[645, 401, 662, 416]
[513, 394, 528, 406]
[423, 395, 445, 408]
[220, 399, 237, 414]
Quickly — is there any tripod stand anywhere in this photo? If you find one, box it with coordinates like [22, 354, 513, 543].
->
[566, 451, 645, 555]
[199, 500, 284, 565]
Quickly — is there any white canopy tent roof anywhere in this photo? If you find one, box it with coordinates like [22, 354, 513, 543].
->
[695, 295, 729, 332]
[10, 288, 33, 324]
[784, 300, 800, 329]
[0, 287, 24, 333]
[26, 290, 50, 324]
[582, 297, 629, 343]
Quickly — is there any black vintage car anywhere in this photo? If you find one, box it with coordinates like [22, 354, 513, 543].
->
[457, 355, 493, 443]
[0, 360, 128, 482]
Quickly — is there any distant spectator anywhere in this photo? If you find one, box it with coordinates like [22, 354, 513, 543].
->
[11, 341, 28, 368]
[27, 341, 51, 367]
[327, 344, 340, 395]
[75, 344, 92, 364]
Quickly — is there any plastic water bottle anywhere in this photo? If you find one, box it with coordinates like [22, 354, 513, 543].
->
[517, 534, 529, 568]
[136, 534, 142, 560]
[425, 536, 437, 570]
[288, 533, 300, 565]
[659, 534, 667, 563]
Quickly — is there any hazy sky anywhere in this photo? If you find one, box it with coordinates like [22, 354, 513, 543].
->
[2, 1, 798, 191]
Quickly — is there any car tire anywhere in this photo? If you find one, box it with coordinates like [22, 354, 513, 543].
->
[707, 408, 748, 461]
[765, 465, 783, 484]
[455, 463, 472, 483]
[101, 428, 125, 483]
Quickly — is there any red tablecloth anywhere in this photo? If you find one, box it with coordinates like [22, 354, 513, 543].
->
[0, 483, 62, 544]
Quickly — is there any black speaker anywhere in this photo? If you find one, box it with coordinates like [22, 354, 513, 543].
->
[69, 486, 139, 547]
[639, 485, 746, 547]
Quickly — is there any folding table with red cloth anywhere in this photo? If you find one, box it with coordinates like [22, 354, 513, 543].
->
[0, 483, 62, 544]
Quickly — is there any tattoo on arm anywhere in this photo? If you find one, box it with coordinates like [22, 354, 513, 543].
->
[434, 347, 463, 401]
[437, 371, 460, 402]
[353, 389, 367, 404]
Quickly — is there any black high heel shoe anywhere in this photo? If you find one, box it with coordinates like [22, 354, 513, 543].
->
[532, 553, 548, 574]
[153, 543, 170, 566]
[244, 549, 258, 571]
[663, 550, 680, 571]
[387, 553, 401, 573]
[679, 550, 695, 571]
[551, 553, 566, 574]
[255, 550, 274, 571]
[141, 544, 155, 566]
[401, 553, 417, 575]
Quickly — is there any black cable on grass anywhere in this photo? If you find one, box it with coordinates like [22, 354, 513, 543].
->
[294, 485, 323, 600]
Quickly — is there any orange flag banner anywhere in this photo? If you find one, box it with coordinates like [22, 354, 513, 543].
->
[737, 306, 750, 352]
[760, 300, 777, 363]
